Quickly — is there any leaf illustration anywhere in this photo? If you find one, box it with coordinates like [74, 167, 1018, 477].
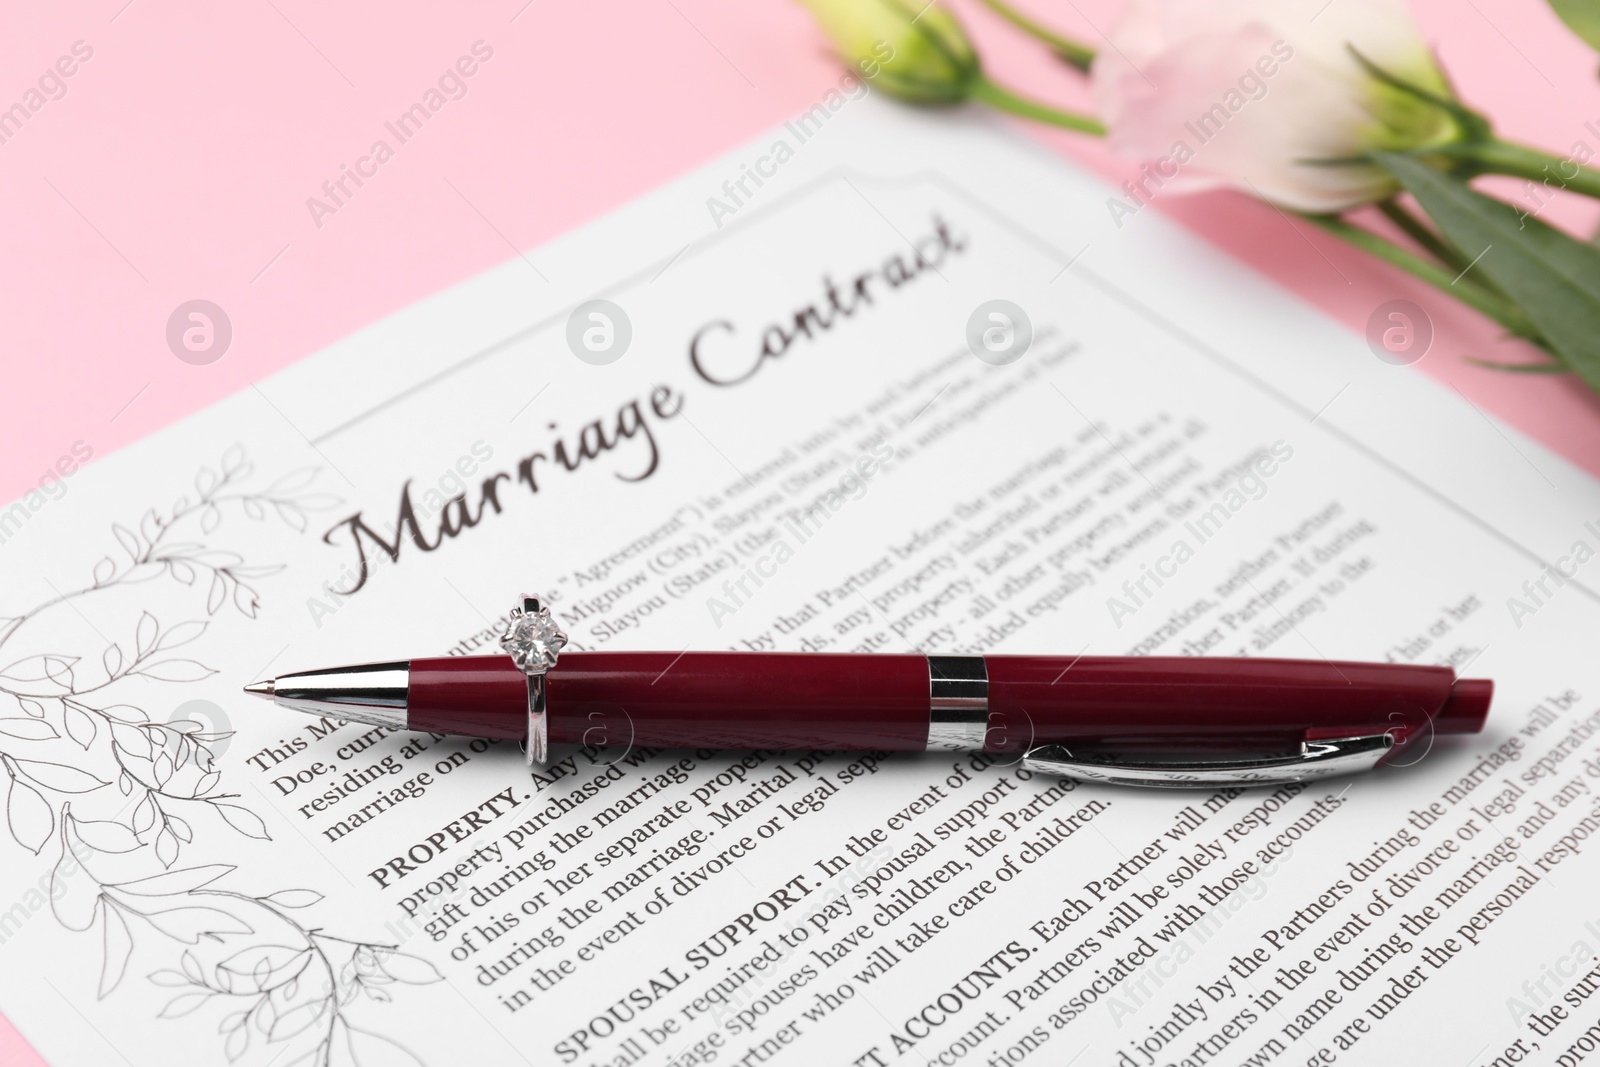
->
[42, 656, 76, 690]
[149, 969, 193, 988]
[136, 612, 159, 657]
[51, 833, 103, 931]
[169, 729, 191, 767]
[100, 703, 146, 723]
[220, 945, 313, 996]
[113, 722, 154, 763]
[335, 977, 361, 1010]
[233, 584, 261, 619]
[156, 826, 179, 868]
[112, 863, 235, 896]
[121, 901, 253, 943]
[224, 1021, 249, 1063]
[274, 502, 308, 533]
[252, 996, 277, 1037]
[136, 659, 218, 683]
[6, 774, 55, 853]
[0, 656, 53, 682]
[373, 950, 443, 986]
[156, 620, 208, 652]
[12, 758, 109, 793]
[133, 795, 157, 835]
[219, 943, 307, 978]
[0, 454, 410, 1064]
[113, 523, 141, 563]
[74, 817, 143, 854]
[270, 999, 328, 1042]
[215, 804, 270, 840]
[267, 467, 320, 495]
[351, 946, 380, 979]
[0, 718, 59, 741]
[232, 564, 287, 579]
[99, 903, 134, 998]
[160, 991, 214, 1019]
[64, 703, 98, 749]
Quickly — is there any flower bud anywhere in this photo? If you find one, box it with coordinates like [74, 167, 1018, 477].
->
[796, 0, 980, 105]
[1092, 0, 1468, 211]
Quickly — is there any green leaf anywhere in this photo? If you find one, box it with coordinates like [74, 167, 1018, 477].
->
[1549, 0, 1600, 54]
[1374, 152, 1600, 394]
[1465, 356, 1569, 373]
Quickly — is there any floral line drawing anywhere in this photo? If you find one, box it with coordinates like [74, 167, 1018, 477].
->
[0, 445, 443, 1066]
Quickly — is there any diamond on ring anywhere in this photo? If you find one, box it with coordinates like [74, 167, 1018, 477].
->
[501, 596, 567, 675]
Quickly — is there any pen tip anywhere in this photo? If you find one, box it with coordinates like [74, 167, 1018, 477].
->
[243, 679, 275, 699]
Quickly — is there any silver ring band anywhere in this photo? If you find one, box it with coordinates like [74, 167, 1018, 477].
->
[927, 655, 987, 752]
[525, 675, 549, 766]
[501, 594, 568, 768]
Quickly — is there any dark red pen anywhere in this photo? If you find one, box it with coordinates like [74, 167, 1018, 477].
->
[244, 596, 1491, 788]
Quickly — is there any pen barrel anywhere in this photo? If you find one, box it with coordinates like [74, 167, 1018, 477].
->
[404, 653, 1484, 755]
[543, 652, 932, 750]
[982, 656, 1465, 754]
[407, 653, 932, 749]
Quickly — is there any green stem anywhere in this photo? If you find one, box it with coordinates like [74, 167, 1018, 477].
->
[975, 0, 1096, 72]
[1305, 214, 1551, 349]
[971, 75, 1105, 135]
[1375, 198, 1469, 274]
[1373, 197, 1511, 303]
[1425, 139, 1600, 200]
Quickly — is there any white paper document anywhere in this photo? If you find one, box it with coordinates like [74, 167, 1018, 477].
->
[5, 99, 1600, 1067]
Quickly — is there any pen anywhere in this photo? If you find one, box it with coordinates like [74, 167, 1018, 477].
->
[244, 597, 1492, 788]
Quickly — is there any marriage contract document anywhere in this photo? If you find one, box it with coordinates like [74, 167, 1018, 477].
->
[4, 100, 1600, 1067]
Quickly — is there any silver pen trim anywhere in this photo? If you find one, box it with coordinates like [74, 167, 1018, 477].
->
[244, 660, 411, 731]
[927, 655, 988, 752]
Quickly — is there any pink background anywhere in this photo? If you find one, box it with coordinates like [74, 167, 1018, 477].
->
[2, 0, 1596, 1060]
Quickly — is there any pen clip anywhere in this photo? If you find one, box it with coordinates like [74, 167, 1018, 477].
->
[1020, 733, 1394, 788]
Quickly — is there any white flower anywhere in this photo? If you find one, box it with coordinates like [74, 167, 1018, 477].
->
[1091, 0, 1463, 212]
